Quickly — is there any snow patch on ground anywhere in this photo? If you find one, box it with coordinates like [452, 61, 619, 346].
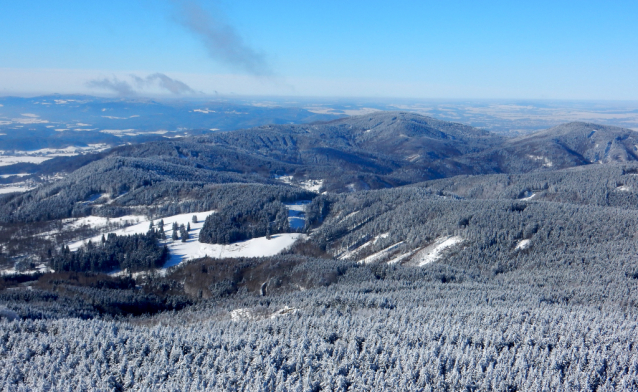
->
[527, 155, 553, 168]
[12, 114, 49, 124]
[359, 241, 405, 264]
[229, 308, 253, 321]
[285, 201, 310, 230]
[376, 232, 390, 241]
[63, 214, 146, 233]
[100, 129, 138, 136]
[29, 144, 110, 156]
[411, 236, 463, 266]
[338, 240, 372, 260]
[387, 250, 418, 265]
[275, 175, 323, 192]
[519, 192, 536, 201]
[338, 211, 359, 224]
[617, 185, 631, 192]
[515, 239, 531, 250]
[230, 306, 297, 321]
[0, 156, 52, 166]
[0, 144, 110, 166]
[0, 184, 36, 194]
[338, 232, 389, 260]
[407, 154, 421, 162]
[1, 263, 52, 276]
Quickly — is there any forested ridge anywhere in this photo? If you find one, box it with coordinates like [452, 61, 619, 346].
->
[2, 112, 637, 223]
[3, 114, 638, 390]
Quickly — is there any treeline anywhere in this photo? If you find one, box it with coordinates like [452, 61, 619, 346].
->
[51, 231, 167, 273]
[199, 199, 290, 244]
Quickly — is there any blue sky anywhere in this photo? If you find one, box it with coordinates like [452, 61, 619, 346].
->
[1, 0, 637, 99]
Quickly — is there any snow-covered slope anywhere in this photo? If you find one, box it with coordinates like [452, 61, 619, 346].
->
[163, 233, 306, 269]
[67, 211, 210, 251]
[411, 236, 464, 266]
[68, 210, 306, 271]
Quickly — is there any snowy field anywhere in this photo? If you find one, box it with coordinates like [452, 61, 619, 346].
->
[0, 156, 51, 166]
[63, 214, 147, 233]
[0, 144, 113, 195]
[67, 208, 307, 272]
[0, 144, 109, 158]
[0, 183, 36, 194]
[163, 233, 306, 269]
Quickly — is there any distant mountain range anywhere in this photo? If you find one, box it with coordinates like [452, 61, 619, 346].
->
[0, 94, 340, 151]
[1, 110, 638, 223]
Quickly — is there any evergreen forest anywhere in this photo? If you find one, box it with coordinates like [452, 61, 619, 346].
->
[2, 112, 638, 390]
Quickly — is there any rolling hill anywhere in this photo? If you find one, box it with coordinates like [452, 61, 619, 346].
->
[3, 112, 638, 223]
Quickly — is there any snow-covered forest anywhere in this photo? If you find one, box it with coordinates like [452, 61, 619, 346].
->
[2, 113, 638, 390]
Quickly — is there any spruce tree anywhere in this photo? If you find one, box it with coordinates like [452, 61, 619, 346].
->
[180, 224, 188, 242]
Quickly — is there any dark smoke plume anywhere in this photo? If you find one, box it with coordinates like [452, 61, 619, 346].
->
[86, 77, 136, 96]
[133, 73, 197, 94]
[173, 1, 272, 76]
[87, 73, 197, 95]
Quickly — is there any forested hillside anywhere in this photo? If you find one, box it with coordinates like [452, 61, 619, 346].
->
[3, 113, 638, 390]
[4, 112, 637, 225]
